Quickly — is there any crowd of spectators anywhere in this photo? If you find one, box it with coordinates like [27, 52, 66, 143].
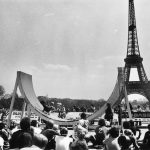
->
[0, 111, 149, 150]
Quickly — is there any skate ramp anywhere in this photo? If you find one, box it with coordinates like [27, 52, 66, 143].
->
[17, 68, 124, 125]
[87, 67, 124, 120]
[18, 71, 78, 126]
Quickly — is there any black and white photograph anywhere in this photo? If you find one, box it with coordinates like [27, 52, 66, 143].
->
[0, 0, 150, 150]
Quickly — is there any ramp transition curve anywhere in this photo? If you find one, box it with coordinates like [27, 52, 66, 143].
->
[9, 68, 124, 126]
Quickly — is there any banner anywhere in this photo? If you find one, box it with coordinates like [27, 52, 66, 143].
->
[10, 111, 39, 123]
[122, 111, 150, 118]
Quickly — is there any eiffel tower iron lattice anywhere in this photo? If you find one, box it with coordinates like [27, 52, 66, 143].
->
[90, 0, 150, 118]
[123, 0, 150, 100]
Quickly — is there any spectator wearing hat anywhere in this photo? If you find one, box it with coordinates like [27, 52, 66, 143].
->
[55, 127, 73, 150]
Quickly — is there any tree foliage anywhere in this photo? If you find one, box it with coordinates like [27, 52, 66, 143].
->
[0, 94, 106, 111]
[38, 96, 106, 111]
[0, 96, 24, 110]
[0, 85, 5, 96]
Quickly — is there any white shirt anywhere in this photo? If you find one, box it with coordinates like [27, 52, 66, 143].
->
[73, 124, 88, 140]
[78, 119, 89, 130]
[20, 145, 42, 150]
[104, 136, 120, 150]
[32, 127, 42, 134]
[55, 135, 73, 150]
[0, 137, 4, 150]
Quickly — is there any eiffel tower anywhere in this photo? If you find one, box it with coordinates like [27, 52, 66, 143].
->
[124, 0, 150, 100]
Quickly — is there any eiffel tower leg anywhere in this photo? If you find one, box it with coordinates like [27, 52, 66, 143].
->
[124, 65, 131, 82]
[137, 63, 148, 82]
[124, 86, 132, 119]
[143, 82, 150, 102]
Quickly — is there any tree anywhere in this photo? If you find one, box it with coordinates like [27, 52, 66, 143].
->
[0, 85, 5, 96]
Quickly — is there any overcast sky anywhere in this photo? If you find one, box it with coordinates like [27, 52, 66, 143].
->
[0, 0, 150, 100]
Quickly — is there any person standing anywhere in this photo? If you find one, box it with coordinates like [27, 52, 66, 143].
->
[105, 103, 113, 125]
[118, 105, 122, 126]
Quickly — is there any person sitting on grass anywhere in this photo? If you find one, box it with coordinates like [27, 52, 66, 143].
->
[9, 117, 33, 149]
[70, 128, 88, 150]
[78, 113, 89, 130]
[73, 124, 88, 141]
[120, 121, 139, 150]
[18, 132, 33, 150]
[86, 118, 109, 147]
[104, 127, 120, 150]
[129, 120, 141, 140]
[118, 135, 131, 150]
[31, 133, 48, 150]
[55, 127, 73, 150]
[42, 129, 60, 150]
[31, 120, 41, 134]
[141, 124, 150, 150]
[0, 122, 10, 150]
